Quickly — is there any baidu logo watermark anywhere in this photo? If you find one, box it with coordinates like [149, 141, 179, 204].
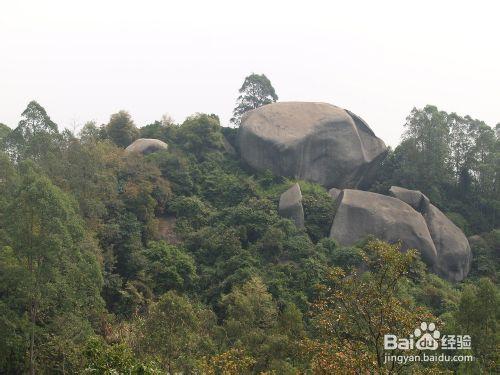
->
[383, 322, 475, 364]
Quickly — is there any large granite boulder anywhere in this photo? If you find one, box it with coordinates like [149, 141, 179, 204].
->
[125, 138, 168, 154]
[239, 102, 387, 189]
[423, 204, 471, 282]
[330, 187, 472, 281]
[278, 183, 305, 229]
[330, 189, 438, 265]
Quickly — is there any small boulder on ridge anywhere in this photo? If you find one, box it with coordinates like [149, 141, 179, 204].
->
[278, 183, 305, 229]
[389, 185, 430, 212]
[125, 138, 168, 154]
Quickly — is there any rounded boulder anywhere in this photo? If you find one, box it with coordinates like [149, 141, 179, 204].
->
[125, 138, 168, 154]
[238, 102, 387, 189]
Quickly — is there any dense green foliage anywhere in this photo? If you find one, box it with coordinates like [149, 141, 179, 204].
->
[105, 110, 140, 148]
[0, 123, 10, 142]
[0, 161, 103, 373]
[372, 105, 500, 234]
[0, 101, 498, 373]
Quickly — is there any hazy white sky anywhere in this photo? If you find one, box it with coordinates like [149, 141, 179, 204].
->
[1, 0, 499, 146]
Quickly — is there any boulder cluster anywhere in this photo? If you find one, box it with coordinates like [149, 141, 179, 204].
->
[279, 184, 471, 282]
[332, 187, 471, 282]
[255, 102, 471, 282]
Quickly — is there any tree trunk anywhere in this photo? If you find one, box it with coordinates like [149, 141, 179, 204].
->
[30, 295, 35, 375]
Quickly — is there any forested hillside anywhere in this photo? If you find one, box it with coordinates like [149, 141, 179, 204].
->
[0, 100, 498, 374]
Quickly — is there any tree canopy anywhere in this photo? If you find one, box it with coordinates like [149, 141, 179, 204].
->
[105, 110, 140, 147]
[230, 73, 278, 126]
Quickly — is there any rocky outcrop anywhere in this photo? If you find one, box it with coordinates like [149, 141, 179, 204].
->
[423, 204, 471, 282]
[238, 102, 387, 189]
[330, 189, 438, 265]
[389, 186, 471, 281]
[278, 183, 305, 229]
[329, 187, 472, 281]
[125, 138, 168, 154]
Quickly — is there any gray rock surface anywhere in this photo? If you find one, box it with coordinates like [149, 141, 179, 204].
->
[388, 186, 472, 281]
[423, 204, 471, 282]
[239, 102, 387, 189]
[328, 188, 342, 202]
[332, 186, 472, 281]
[389, 186, 430, 212]
[125, 138, 168, 154]
[278, 183, 305, 229]
[330, 189, 438, 265]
